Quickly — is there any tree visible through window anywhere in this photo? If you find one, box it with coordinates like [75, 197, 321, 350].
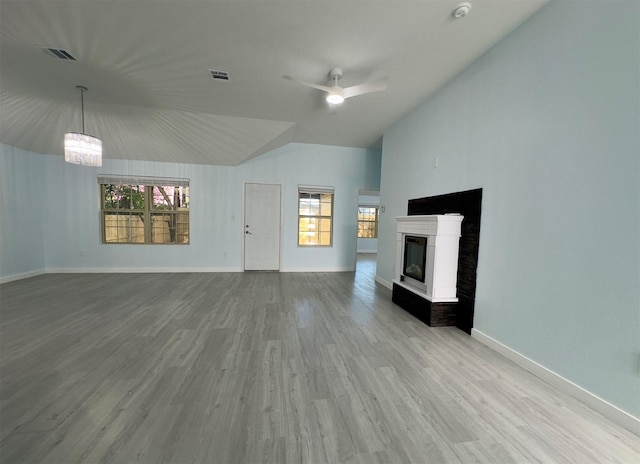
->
[357, 206, 378, 238]
[101, 181, 190, 244]
[298, 187, 334, 246]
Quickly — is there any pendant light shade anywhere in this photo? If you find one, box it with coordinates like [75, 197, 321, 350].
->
[65, 85, 102, 167]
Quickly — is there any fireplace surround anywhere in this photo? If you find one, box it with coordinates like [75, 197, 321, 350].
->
[393, 214, 463, 326]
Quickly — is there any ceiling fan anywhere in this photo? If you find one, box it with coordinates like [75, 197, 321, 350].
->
[285, 68, 388, 105]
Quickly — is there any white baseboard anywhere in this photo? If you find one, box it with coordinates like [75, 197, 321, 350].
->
[374, 275, 392, 290]
[45, 267, 243, 273]
[0, 269, 46, 284]
[471, 329, 640, 436]
[2, 266, 362, 280]
[281, 267, 354, 272]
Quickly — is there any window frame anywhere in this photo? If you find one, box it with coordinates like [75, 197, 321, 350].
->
[99, 176, 190, 245]
[297, 186, 334, 247]
[357, 205, 379, 238]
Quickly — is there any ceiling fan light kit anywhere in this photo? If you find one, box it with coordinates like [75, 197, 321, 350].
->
[326, 92, 345, 104]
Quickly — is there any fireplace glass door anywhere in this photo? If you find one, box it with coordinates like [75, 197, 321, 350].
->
[403, 235, 427, 282]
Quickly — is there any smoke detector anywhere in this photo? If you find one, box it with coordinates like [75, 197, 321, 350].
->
[452, 2, 471, 19]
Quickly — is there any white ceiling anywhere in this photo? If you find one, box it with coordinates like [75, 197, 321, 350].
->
[0, 0, 549, 166]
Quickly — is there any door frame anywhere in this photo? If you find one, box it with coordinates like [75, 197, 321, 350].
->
[242, 181, 284, 271]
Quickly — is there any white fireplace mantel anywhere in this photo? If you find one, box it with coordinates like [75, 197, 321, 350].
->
[394, 214, 463, 303]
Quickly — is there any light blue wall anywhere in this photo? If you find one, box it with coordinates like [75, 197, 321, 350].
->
[378, 1, 639, 417]
[0, 142, 379, 277]
[236, 143, 378, 270]
[364, 139, 382, 188]
[0, 146, 46, 279]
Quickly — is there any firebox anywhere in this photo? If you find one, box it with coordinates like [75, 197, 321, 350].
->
[402, 235, 427, 289]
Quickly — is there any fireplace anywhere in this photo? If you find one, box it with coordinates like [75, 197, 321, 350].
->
[393, 215, 463, 326]
[395, 214, 462, 303]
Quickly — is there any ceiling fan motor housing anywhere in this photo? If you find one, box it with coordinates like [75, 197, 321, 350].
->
[329, 68, 343, 81]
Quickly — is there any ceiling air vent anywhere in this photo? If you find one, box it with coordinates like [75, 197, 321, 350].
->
[209, 69, 230, 81]
[41, 47, 77, 60]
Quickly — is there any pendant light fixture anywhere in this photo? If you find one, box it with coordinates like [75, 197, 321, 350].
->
[64, 85, 102, 166]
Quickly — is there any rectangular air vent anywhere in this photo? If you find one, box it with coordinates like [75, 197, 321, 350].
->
[208, 69, 230, 81]
[41, 47, 77, 60]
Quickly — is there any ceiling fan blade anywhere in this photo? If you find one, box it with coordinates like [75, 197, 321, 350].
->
[343, 77, 389, 99]
[283, 75, 333, 93]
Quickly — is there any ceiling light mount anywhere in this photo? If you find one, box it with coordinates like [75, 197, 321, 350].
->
[64, 85, 102, 167]
[452, 2, 471, 19]
[329, 68, 343, 81]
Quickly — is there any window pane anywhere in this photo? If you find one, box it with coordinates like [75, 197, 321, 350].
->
[299, 194, 320, 215]
[175, 213, 190, 244]
[152, 186, 190, 210]
[152, 186, 173, 210]
[358, 206, 375, 221]
[151, 213, 173, 243]
[150, 212, 190, 244]
[299, 217, 316, 234]
[319, 231, 331, 246]
[319, 194, 332, 216]
[103, 184, 145, 210]
[104, 212, 144, 243]
[299, 218, 319, 245]
[319, 218, 332, 234]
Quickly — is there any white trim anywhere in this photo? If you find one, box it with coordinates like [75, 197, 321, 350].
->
[45, 267, 242, 273]
[0, 269, 46, 284]
[375, 275, 392, 290]
[97, 174, 189, 187]
[281, 266, 354, 272]
[357, 250, 378, 254]
[471, 329, 640, 436]
[2, 266, 370, 280]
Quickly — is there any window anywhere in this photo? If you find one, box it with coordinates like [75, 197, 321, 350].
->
[99, 176, 190, 244]
[357, 206, 379, 238]
[298, 186, 334, 246]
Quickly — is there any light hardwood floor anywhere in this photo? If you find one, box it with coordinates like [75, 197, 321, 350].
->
[1, 255, 638, 463]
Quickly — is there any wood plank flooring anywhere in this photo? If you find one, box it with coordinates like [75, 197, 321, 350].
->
[1, 255, 638, 463]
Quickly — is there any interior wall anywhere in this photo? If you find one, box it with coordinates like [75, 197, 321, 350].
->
[0, 142, 380, 278]
[0, 145, 46, 281]
[377, 1, 639, 417]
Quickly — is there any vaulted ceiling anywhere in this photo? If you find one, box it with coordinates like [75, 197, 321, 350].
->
[0, 0, 549, 166]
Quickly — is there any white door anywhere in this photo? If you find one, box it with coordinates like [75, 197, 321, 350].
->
[244, 183, 281, 271]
